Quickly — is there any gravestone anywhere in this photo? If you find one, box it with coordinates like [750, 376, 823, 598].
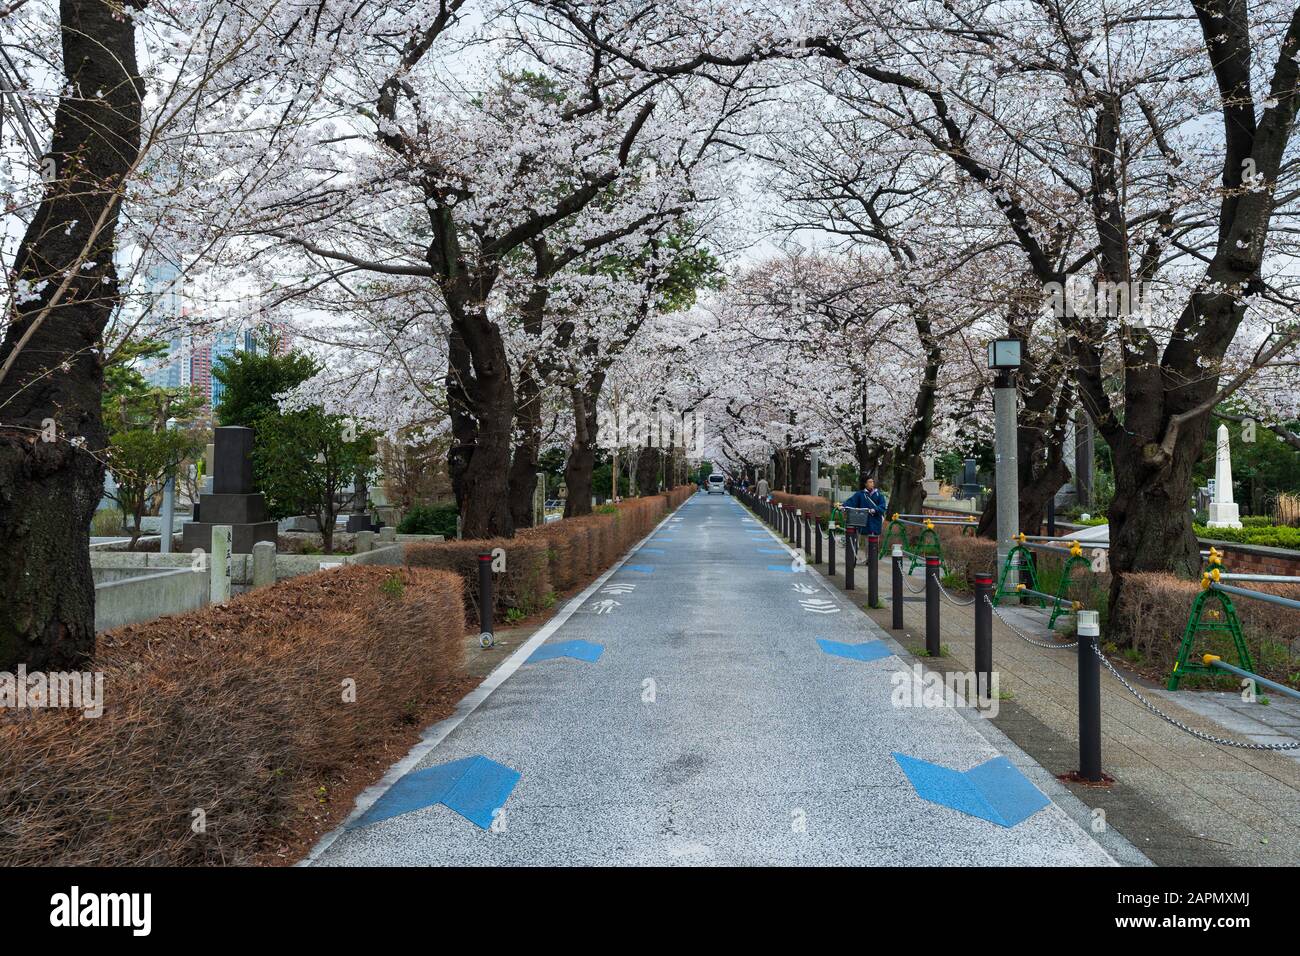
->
[181, 426, 278, 553]
[921, 456, 940, 497]
[959, 458, 981, 499]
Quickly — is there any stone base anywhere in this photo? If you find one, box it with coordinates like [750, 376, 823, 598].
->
[182, 521, 277, 554]
[1207, 501, 1242, 529]
[198, 492, 268, 525]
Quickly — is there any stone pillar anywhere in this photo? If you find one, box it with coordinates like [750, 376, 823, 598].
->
[211, 525, 232, 604]
[355, 530, 375, 554]
[379, 526, 396, 543]
[252, 540, 276, 588]
[1207, 424, 1242, 528]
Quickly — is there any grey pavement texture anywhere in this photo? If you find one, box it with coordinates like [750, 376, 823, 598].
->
[313, 493, 1127, 866]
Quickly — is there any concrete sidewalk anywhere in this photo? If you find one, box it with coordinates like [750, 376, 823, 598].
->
[797, 519, 1300, 866]
[308, 492, 1135, 866]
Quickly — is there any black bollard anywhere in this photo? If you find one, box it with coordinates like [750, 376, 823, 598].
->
[891, 544, 904, 629]
[804, 514, 813, 560]
[815, 520, 822, 566]
[828, 526, 836, 577]
[974, 573, 993, 698]
[925, 556, 940, 657]
[795, 510, 803, 550]
[845, 527, 856, 590]
[867, 534, 880, 607]
[1076, 611, 1103, 782]
[478, 552, 495, 648]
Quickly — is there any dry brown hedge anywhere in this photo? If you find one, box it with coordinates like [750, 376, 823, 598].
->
[406, 486, 693, 618]
[0, 566, 465, 866]
[405, 537, 551, 625]
[770, 492, 830, 520]
[1109, 572, 1300, 681]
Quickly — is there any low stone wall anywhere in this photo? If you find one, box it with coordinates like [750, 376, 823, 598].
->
[94, 568, 210, 632]
[90, 543, 404, 587]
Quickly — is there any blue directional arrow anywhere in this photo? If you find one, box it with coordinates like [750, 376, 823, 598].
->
[625, 564, 656, 573]
[349, 755, 521, 830]
[892, 753, 1049, 828]
[639, 547, 667, 554]
[757, 547, 788, 554]
[816, 638, 892, 663]
[528, 639, 604, 664]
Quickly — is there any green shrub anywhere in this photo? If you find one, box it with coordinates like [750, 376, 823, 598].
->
[1194, 523, 1300, 551]
[399, 503, 458, 537]
[90, 507, 126, 536]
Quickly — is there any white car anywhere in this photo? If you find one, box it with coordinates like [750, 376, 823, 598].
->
[706, 474, 726, 494]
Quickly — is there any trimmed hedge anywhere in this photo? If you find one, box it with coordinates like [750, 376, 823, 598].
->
[406, 537, 552, 625]
[770, 491, 830, 520]
[408, 486, 694, 621]
[0, 566, 466, 866]
[1109, 572, 1300, 685]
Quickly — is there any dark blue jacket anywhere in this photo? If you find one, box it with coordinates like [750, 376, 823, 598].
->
[844, 488, 888, 535]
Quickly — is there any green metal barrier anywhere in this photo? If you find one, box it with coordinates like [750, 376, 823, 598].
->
[1168, 549, 1256, 691]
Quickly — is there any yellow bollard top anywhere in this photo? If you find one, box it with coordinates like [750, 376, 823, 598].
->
[1069, 541, 1083, 557]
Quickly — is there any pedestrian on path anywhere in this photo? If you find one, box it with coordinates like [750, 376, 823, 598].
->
[757, 475, 769, 497]
[844, 476, 888, 535]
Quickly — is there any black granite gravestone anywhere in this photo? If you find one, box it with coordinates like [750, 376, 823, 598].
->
[181, 425, 277, 553]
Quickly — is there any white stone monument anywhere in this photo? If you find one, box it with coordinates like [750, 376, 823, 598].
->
[921, 455, 940, 497]
[1207, 424, 1242, 529]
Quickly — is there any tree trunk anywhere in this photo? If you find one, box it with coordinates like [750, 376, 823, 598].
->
[636, 445, 661, 496]
[888, 329, 943, 518]
[444, 307, 515, 539]
[0, 0, 143, 670]
[507, 364, 542, 529]
[563, 376, 603, 518]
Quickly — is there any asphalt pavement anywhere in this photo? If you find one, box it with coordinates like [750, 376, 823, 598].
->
[310, 492, 1136, 866]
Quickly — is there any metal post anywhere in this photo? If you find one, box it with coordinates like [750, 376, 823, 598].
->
[867, 534, 880, 607]
[974, 574, 993, 699]
[1076, 610, 1102, 782]
[925, 556, 941, 657]
[804, 514, 813, 560]
[994, 372, 1019, 590]
[845, 527, 856, 590]
[815, 520, 822, 566]
[795, 510, 803, 550]
[891, 544, 904, 629]
[478, 552, 495, 648]
[828, 526, 836, 577]
[1046, 495, 1056, 538]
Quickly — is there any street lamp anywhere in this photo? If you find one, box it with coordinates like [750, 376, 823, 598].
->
[988, 339, 1022, 587]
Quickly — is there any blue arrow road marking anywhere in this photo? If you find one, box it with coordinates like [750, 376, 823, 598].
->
[639, 548, 667, 554]
[756, 548, 788, 554]
[816, 638, 892, 662]
[348, 755, 521, 831]
[892, 753, 1050, 828]
[527, 639, 604, 664]
[767, 564, 801, 572]
[625, 564, 656, 573]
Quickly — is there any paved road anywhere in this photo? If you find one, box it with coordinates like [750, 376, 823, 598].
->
[312, 492, 1129, 866]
